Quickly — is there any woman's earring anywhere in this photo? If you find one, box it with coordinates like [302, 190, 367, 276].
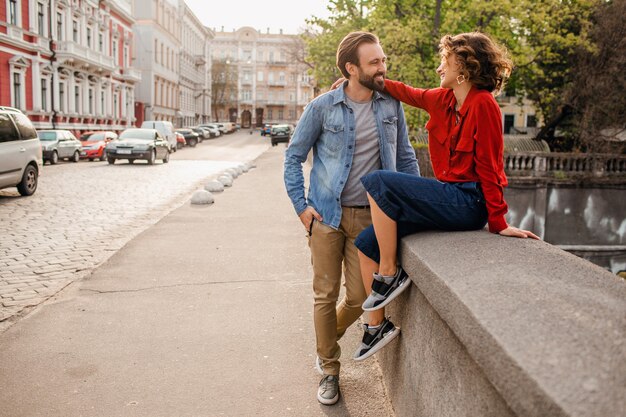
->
[456, 74, 466, 84]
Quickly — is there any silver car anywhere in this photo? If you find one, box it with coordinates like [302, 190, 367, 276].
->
[0, 108, 43, 196]
[38, 130, 82, 164]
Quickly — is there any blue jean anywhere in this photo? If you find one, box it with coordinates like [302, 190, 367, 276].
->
[354, 171, 488, 263]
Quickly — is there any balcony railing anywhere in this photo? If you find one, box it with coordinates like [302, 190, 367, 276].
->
[120, 67, 141, 82]
[268, 80, 287, 87]
[56, 41, 115, 72]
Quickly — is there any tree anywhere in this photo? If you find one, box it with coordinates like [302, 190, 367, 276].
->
[563, 0, 626, 152]
[303, 0, 372, 89]
[211, 59, 238, 122]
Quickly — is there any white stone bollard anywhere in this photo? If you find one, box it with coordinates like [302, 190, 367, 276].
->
[226, 168, 239, 178]
[204, 180, 224, 193]
[217, 175, 233, 187]
[191, 190, 215, 205]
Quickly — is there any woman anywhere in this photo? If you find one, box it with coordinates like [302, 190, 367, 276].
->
[350, 32, 540, 361]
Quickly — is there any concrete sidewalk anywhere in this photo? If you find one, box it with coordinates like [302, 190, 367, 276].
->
[0, 147, 395, 417]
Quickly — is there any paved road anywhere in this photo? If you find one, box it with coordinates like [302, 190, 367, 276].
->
[0, 131, 270, 327]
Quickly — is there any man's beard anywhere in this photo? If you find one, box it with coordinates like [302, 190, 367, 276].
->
[357, 68, 386, 92]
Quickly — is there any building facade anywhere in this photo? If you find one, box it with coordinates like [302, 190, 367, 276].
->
[211, 27, 314, 127]
[0, 0, 140, 136]
[132, 0, 212, 127]
[179, 2, 212, 127]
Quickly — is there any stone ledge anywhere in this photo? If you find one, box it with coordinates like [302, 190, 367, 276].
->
[378, 230, 626, 417]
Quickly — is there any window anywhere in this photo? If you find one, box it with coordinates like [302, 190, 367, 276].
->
[56, 12, 63, 40]
[99, 32, 104, 52]
[257, 51, 263, 61]
[74, 85, 80, 113]
[12, 113, 38, 140]
[72, 20, 78, 42]
[289, 110, 295, 120]
[267, 109, 273, 119]
[289, 92, 295, 102]
[113, 93, 118, 118]
[87, 27, 92, 48]
[257, 71, 264, 81]
[279, 72, 285, 82]
[503, 114, 515, 134]
[41, 78, 48, 111]
[124, 45, 129, 68]
[269, 51, 274, 62]
[12, 73, 22, 109]
[278, 110, 283, 119]
[527, 115, 537, 128]
[37, 3, 45, 36]
[100, 89, 105, 113]
[59, 82, 65, 112]
[268, 72, 274, 82]
[112, 40, 118, 66]
[9, 0, 18, 25]
[154, 39, 158, 62]
[0, 114, 19, 142]
[88, 88, 93, 114]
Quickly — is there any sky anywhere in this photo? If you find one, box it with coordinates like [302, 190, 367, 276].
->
[184, 0, 332, 35]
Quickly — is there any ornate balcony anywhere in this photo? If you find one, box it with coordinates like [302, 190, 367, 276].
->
[120, 67, 141, 83]
[55, 40, 115, 73]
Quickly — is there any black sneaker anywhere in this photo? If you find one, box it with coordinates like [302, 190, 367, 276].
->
[362, 266, 411, 311]
[353, 318, 400, 361]
[317, 374, 339, 405]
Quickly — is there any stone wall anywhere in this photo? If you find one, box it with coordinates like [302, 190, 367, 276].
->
[376, 230, 626, 417]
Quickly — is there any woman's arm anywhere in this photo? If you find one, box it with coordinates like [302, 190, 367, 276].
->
[384, 79, 433, 111]
[473, 97, 539, 239]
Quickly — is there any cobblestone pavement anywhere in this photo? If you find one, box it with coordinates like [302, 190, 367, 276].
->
[0, 142, 261, 325]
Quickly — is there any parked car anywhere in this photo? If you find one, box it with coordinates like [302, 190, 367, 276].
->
[199, 124, 221, 138]
[105, 128, 170, 165]
[0, 108, 42, 196]
[140, 120, 177, 152]
[270, 124, 293, 146]
[175, 129, 200, 147]
[79, 131, 118, 161]
[190, 127, 211, 140]
[212, 123, 227, 135]
[175, 132, 186, 149]
[221, 122, 236, 133]
[37, 130, 82, 164]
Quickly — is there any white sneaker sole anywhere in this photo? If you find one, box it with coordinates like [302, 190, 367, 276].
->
[317, 390, 339, 405]
[362, 277, 412, 312]
[353, 326, 400, 361]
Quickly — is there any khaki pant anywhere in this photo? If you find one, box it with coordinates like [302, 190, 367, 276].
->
[309, 207, 372, 375]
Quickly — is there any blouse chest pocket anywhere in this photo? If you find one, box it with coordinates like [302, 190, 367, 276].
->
[382, 116, 398, 143]
[454, 136, 475, 153]
[321, 124, 345, 152]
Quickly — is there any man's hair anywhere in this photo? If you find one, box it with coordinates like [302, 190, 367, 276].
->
[439, 32, 513, 95]
[336, 31, 380, 79]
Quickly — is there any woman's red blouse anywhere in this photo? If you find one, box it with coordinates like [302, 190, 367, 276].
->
[385, 79, 509, 233]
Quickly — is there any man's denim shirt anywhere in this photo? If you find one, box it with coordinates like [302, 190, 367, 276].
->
[284, 83, 420, 229]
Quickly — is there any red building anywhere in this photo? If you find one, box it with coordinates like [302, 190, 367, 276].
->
[0, 0, 140, 137]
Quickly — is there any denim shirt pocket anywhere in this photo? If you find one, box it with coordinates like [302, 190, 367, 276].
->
[382, 116, 398, 143]
[321, 123, 345, 152]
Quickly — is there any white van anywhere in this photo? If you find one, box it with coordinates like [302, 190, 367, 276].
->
[0, 108, 43, 196]
[140, 121, 177, 152]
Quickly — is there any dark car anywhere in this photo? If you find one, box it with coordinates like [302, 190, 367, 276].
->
[175, 129, 201, 147]
[270, 124, 292, 146]
[105, 128, 170, 165]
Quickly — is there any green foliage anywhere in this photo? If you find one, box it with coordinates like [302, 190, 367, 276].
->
[303, 0, 615, 152]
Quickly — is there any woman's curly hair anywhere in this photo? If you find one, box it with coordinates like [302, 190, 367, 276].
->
[439, 32, 513, 95]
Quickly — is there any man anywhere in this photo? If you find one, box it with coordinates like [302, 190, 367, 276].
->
[284, 31, 419, 405]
